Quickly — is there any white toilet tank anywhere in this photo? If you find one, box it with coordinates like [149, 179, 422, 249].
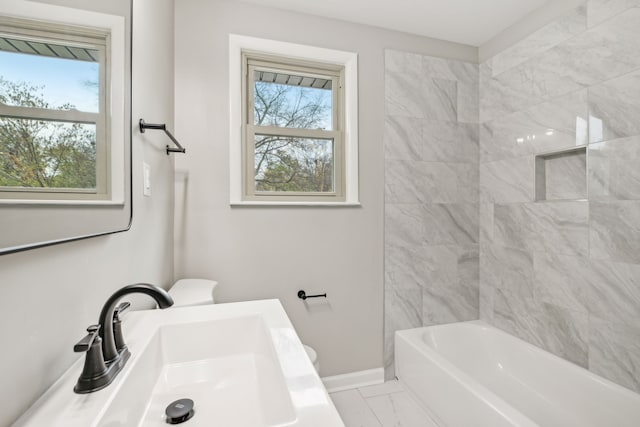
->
[168, 278, 218, 307]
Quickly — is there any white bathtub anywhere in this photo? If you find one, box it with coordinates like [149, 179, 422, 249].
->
[395, 321, 640, 427]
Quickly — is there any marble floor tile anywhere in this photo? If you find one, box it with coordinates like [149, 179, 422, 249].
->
[331, 389, 383, 427]
[366, 392, 438, 427]
[358, 381, 405, 398]
[330, 382, 439, 427]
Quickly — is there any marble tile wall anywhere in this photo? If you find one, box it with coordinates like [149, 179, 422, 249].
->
[480, 0, 640, 392]
[384, 50, 480, 379]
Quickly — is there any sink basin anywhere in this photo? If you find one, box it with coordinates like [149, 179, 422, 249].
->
[13, 300, 344, 427]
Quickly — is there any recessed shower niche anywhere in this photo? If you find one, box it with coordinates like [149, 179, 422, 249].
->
[535, 146, 587, 201]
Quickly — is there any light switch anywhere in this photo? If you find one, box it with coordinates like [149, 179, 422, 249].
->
[143, 162, 151, 196]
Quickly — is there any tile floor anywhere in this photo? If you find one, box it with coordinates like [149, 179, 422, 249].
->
[330, 380, 439, 427]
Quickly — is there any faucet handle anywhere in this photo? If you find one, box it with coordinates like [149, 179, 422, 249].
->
[74, 325, 101, 353]
[113, 301, 131, 321]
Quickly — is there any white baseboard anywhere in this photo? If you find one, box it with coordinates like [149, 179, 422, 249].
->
[321, 367, 385, 393]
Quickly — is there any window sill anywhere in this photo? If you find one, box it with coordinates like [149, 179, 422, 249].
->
[0, 198, 125, 206]
[230, 201, 361, 207]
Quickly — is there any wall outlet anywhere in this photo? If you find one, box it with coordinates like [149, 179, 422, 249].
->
[143, 162, 151, 196]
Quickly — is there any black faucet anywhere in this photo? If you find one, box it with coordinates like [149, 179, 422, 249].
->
[73, 283, 174, 394]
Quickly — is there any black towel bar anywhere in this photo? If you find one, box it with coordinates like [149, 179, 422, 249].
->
[139, 119, 186, 155]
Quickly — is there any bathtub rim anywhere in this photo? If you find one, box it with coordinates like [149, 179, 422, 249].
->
[395, 321, 537, 427]
[395, 320, 640, 426]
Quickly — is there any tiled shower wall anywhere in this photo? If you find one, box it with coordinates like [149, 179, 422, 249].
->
[383, 50, 480, 379]
[385, 1, 640, 391]
[479, 1, 640, 392]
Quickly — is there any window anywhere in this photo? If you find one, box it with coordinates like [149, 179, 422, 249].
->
[0, 16, 110, 201]
[230, 35, 359, 205]
[243, 54, 344, 201]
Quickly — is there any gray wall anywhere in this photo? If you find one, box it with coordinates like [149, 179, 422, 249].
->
[0, 0, 175, 425]
[383, 50, 480, 379]
[173, 0, 476, 377]
[479, 1, 640, 392]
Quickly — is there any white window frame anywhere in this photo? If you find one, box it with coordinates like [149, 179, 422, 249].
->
[229, 34, 359, 206]
[0, 1, 125, 206]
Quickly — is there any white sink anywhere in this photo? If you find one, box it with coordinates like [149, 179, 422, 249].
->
[13, 300, 344, 427]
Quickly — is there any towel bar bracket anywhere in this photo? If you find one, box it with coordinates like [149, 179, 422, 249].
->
[139, 119, 186, 155]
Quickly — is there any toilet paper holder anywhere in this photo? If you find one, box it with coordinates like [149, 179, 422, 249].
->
[297, 290, 327, 300]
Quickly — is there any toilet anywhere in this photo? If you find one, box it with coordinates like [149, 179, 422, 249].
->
[168, 279, 320, 373]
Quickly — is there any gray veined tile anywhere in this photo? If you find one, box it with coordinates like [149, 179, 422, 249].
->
[422, 119, 479, 163]
[366, 391, 438, 427]
[493, 200, 588, 258]
[358, 380, 405, 398]
[493, 289, 589, 367]
[589, 69, 640, 143]
[385, 161, 477, 205]
[458, 244, 480, 284]
[422, 203, 479, 245]
[480, 156, 535, 203]
[422, 55, 478, 85]
[422, 162, 463, 204]
[551, 8, 640, 86]
[385, 49, 424, 77]
[587, 0, 640, 28]
[535, 302, 589, 367]
[585, 259, 640, 325]
[483, 8, 640, 121]
[423, 78, 458, 122]
[385, 70, 427, 118]
[331, 389, 383, 427]
[421, 245, 458, 288]
[480, 243, 534, 299]
[454, 163, 480, 203]
[589, 137, 640, 201]
[479, 282, 495, 322]
[492, 289, 543, 346]
[529, 201, 589, 257]
[384, 287, 422, 380]
[493, 203, 537, 252]
[480, 90, 588, 163]
[590, 200, 640, 263]
[384, 244, 428, 291]
[533, 251, 589, 313]
[588, 316, 640, 393]
[385, 160, 430, 204]
[384, 116, 423, 161]
[479, 202, 494, 243]
[491, 5, 587, 76]
[384, 204, 425, 249]
[479, 65, 535, 123]
[423, 278, 479, 326]
[457, 82, 479, 124]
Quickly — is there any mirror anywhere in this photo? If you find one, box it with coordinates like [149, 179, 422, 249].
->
[0, 0, 132, 254]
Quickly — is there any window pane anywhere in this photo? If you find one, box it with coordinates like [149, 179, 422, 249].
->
[254, 134, 334, 193]
[0, 117, 96, 190]
[253, 70, 332, 130]
[0, 38, 100, 113]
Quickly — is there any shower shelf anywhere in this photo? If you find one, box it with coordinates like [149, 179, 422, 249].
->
[535, 145, 587, 202]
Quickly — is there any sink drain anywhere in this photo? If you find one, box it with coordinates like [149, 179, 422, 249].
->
[165, 398, 194, 424]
